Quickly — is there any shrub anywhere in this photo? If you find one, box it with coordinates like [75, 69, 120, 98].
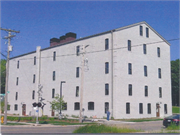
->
[49, 117, 55, 121]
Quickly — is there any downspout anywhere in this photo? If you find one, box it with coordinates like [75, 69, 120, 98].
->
[111, 30, 114, 118]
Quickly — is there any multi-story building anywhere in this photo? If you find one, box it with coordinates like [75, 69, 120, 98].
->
[8, 21, 172, 119]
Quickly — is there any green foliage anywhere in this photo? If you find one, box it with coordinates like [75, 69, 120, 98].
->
[1, 59, 6, 94]
[48, 94, 65, 113]
[167, 123, 180, 130]
[71, 115, 79, 118]
[172, 106, 180, 113]
[1, 101, 10, 113]
[49, 117, 55, 121]
[7, 116, 33, 121]
[73, 124, 142, 133]
[39, 115, 48, 120]
[171, 59, 179, 106]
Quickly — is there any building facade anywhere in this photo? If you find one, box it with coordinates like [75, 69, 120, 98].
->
[8, 21, 172, 119]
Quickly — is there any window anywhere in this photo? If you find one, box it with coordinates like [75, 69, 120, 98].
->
[15, 92, 18, 100]
[62, 102, 67, 110]
[34, 56, 36, 65]
[147, 103, 151, 114]
[159, 87, 162, 98]
[105, 38, 109, 50]
[76, 46, 80, 56]
[16, 77, 19, 85]
[52, 89, 55, 98]
[105, 102, 109, 113]
[146, 27, 149, 38]
[128, 63, 132, 74]
[53, 51, 56, 61]
[32, 90, 35, 99]
[139, 103, 143, 114]
[143, 44, 147, 54]
[158, 68, 161, 78]
[140, 26, 143, 36]
[126, 103, 130, 114]
[76, 67, 79, 78]
[17, 61, 19, 69]
[157, 47, 160, 57]
[128, 84, 132, 96]
[105, 83, 109, 95]
[14, 104, 18, 111]
[76, 86, 79, 97]
[144, 66, 148, 77]
[53, 71, 55, 81]
[128, 40, 131, 51]
[88, 102, 94, 110]
[33, 74, 36, 83]
[164, 104, 167, 114]
[105, 62, 109, 74]
[74, 102, 80, 110]
[145, 86, 148, 97]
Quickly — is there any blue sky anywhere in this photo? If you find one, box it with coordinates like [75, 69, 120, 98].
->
[1, 1, 179, 60]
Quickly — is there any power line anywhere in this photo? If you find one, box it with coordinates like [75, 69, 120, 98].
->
[12, 38, 179, 61]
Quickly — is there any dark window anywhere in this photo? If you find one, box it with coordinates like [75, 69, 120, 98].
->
[17, 61, 19, 69]
[52, 89, 55, 98]
[105, 102, 109, 113]
[15, 92, 18, 100]
[145, 86, 148, 97]
[146, 27, 149, 38]
[140, 26, 143, 36]
[33, 74, 36, 83]
[76, 46, 80, 56]
[147, 103, 151, 114]
[126, 102, 130, 114]
[159, 87, 162, 98]
[128, 63, 132, 75]
[139, 103, 143, 114]
[76, 86, 79, 97]
[14, 104, 18, 111]
[128, 40, 131, 51]
[32, 90, 35, 99]
[128, 84, 132, 96]
[157, 47, 160, 57]
[53, 71, 55, 81]
[164, 104, 167, 114]
[105, 83, 109, 95]
[88, 102, 94, 110]
[105, 38, 109, 50]
[105, 62, 109, 74]
[16, 77, 19, 85]
[34, 56, 36, 65]
[143, 44, 147, 54]
[53, 51, 56, 61]
[144, 66, 148, 77]
[158, 68, 161, 78]
[76, 67, 79, 78]
[62, 102, 67, 110]
[74, 102, 80, 110]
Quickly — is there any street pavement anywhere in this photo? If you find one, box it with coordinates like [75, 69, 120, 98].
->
[1, 119, 179, 134]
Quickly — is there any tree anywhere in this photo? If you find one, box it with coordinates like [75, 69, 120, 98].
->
[171, 59, 179, 106]
[1, 59, 6, 94]
[48, 94, 66, 118]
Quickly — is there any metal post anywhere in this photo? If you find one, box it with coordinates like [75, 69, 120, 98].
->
[60, 81, 66, 118]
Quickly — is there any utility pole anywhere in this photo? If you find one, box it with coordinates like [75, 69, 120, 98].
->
[79, 45, 89, 123]
[0, 28, 20, 125]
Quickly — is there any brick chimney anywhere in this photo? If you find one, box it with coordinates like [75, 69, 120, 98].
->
[50, 32, 76, 47]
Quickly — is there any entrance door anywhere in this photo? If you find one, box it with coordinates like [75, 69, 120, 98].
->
[51, 110, 54, 116]
[22, 104, 26, 116]
[156, 103, 160, 117]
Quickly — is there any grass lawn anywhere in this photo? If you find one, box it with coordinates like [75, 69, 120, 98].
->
[166, 124, 180, 130]
[73, 124, 142, 133]
[2, 122, 27, 126]
[172, 106, 180, 114]
[117, 118, 163, 122]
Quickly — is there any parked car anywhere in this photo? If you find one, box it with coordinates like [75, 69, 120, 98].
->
[163, 114, 180, 127]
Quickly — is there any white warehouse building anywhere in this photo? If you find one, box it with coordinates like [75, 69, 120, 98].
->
[8, 21, 172, 119]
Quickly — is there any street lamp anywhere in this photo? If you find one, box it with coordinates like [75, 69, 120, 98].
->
[60, 81, 66, 118]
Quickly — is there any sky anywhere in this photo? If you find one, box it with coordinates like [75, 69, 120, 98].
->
[0, 1, 179, 60]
